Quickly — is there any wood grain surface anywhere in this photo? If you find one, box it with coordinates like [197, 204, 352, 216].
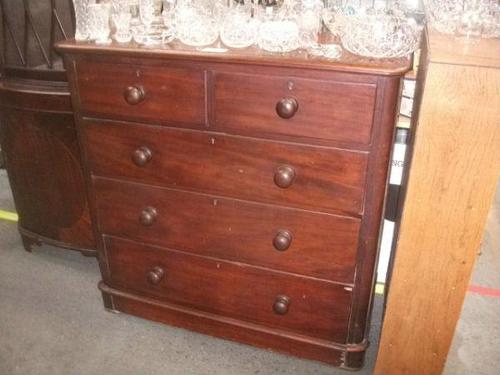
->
[375, 31, 500, 375]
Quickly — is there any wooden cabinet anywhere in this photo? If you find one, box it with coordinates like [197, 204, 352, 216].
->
[0, 0, 96, 255]
[0, 81, 96, 255]
[58, 40, 409, 369]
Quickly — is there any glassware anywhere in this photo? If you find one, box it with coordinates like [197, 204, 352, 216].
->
[307, 43, 343, 59]
[72, 0, 96, 41]
[139, 0, 156, 30]
[220, 1, 260, 48]
[113, 10, 133, 43]
[425, 0, 499, 39]
[256, 0, 301, 53]
[88, 3, 112, 44]
[340, 8, 422, 58]
[132, 24, 173, 45]
[111, 0, 131, 14]
[296, 0, 324, 48]
[482, 2, 500, 38]
[455, 0, 491, 41]
[162, 0, 176, 33]
[174, 0, 220, 47]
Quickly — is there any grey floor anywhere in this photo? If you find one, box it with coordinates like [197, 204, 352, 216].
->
[0, 169, 498, 375]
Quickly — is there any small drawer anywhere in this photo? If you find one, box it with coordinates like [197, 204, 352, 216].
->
[214, 72, 377, 146]
[94, 177, 361, 283]
[76, 61, 206, 126]
[84, 119, 368, 215]
[104, 236, 352, 342]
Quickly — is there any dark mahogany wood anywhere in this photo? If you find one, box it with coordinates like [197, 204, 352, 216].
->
[214, 72, 377, 145]
[76, 61, 206, 126]
[58, 39, 409, 369]
[101, 283, 364, 367]
[93, 177, 360, 283]
[56, 38, 411, 77]
[83, 119, 368, 215]
[103, 236, 352, 343]
[0, 80, 96, 254]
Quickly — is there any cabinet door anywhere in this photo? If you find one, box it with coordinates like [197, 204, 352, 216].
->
[0, 86, 95, 252]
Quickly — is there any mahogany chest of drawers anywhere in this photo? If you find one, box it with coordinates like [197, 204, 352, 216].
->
[58, 40, 410, 370]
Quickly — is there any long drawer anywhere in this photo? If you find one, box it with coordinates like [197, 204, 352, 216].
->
[84, 119, 368, 215]
[104, 236, 352, 342]
[76, 61, 206, 127]
[94, 177, 360, 283]
[214, 72, 377, 146]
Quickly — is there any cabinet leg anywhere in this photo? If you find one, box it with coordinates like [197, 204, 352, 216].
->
[21, 233, 41, 253]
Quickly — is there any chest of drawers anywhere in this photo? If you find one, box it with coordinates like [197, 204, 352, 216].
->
[58, 40, 410, 370]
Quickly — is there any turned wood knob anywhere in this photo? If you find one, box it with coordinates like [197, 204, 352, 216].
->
[276, 97, 298, 119]
[273, 295, 291, 315]
[274, 165, 296, 189]
[139, 206, 158, 226]
[124, 85, 145, 105]
[147, 266, 165, 285]
[132, 146, 152, 167]
[273, 230, 293, 251]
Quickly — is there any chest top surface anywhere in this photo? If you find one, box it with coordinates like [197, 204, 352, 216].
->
[56, 39, 411, 76]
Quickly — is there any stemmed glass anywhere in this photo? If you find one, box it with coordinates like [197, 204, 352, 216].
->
[162, 0, 176, 32]
[139, 0, 156, 31]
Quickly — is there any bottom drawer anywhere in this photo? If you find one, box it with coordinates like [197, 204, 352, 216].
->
[104, 236, 352, 343]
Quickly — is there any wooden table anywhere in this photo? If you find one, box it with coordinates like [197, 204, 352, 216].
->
[375, 28, 500, 375]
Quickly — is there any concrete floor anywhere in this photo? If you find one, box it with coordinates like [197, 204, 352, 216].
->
[0, 169, 498, 375]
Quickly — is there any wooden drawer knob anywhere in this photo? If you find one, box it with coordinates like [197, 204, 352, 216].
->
[124, 85, 145, 105]
[273, 230, 293, 251]
[139, 206, 158, 226]
[273, 295, 291, 315]
[147, 266, 165, 285]
[132, 146, 152, 167]
[274, 165, 295, 189]
[276, 97, 298, 119]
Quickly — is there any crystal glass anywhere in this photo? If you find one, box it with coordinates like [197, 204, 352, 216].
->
[162, 0, 176, 33]
[174, 0, 220, 47]
[296, 0, 324, 48]
[88, 3, 112, 44]
[256, 0, 301, 53]
[111, 0, 131, 14]
[340, 8, 422, 58]
[220, 1, 260, 49]
[132, 24, 171, 45]
[113, 11, 133, 43]
[482, 2, 500, 38]
[140, 0, 156, 30]
[455, 0, 492, 41]
[72, 0, 96, 41]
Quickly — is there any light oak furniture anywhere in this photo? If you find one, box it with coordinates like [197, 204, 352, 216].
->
[375, 29, 500, 375]
[57, 39, 410, 369]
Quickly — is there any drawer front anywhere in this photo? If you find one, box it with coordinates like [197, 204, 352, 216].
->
[76, 61, 206, 126]
[94, 177, 360, 283]
[214, 72, 377, 145]
[105, 236, 352, 342]
[85, 120, 368, 214]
